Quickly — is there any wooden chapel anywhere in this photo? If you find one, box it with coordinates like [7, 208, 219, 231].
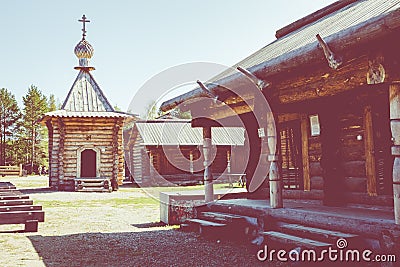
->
[41, 15, 131, 191]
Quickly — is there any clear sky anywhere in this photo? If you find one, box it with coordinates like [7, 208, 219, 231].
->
[0, 0, 336, 112]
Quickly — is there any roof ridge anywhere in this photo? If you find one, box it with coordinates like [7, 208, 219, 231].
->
[275, 0, 359, 39]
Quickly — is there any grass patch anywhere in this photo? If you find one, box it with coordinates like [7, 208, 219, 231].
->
[36, 197, 159, 209]
[119, 183, 237, 193]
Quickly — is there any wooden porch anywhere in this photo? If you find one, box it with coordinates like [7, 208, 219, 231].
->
[186, 197, 400, 252]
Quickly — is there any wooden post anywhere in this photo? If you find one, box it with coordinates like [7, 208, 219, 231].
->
[149, 151, 154, 178]
[364, 105, 377, 196]
[227, 150, 231, 174]
[300, 114, 311, 191]
[389, 83, 400, 225]
[227, 149, 232, 186]
[18, 164, 22, 177]
[189, 151, 194, 174]
[267, 113, 283, 208]
[203, 126, 214, 203]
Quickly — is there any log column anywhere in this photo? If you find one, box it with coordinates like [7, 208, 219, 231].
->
[203, 126, 214, 203]
[389, 82, 400, 225]
[267, 113, 283, 208]
[111, 121, 119, 190]
[57, 118, 65, 190]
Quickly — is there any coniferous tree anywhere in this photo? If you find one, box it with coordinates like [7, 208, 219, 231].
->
[21, 85, 48, 172]
[48, 94, 58, 112]
[0, 88, 21, 165]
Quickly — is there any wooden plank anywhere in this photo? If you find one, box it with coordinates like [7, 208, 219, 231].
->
[187, 218, 226, 227]
[0, 210, 45, 224]
[200, 211, 247, 224]
[0, 199, 33, 207]
[261, 231, 332, 249]
[0, 195, 29, 201]
[280, 223, 358, 243]
[0, 188, 20, 193]
[0, 205, 42, 212]
[301, 114, 311, 191]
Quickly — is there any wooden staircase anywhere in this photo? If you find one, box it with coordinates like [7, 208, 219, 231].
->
[0, 182, 44, 232]
[181, 210, 363, 251]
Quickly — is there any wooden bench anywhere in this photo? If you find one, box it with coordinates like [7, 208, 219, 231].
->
[0, 165, 23, 177]
[0, 182, 44, 232]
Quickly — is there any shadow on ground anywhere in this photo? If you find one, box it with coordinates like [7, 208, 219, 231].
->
[28, 229, 273, 267]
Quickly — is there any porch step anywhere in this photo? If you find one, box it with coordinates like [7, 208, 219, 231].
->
[261, 231, 332, 250]
[74, 178, 112, 192]
[185, 218, 227, 237]
[200, 211, 247, 224]
[280, 223, 359, 244]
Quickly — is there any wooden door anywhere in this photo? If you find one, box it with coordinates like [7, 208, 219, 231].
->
[81, 149, 96, 177]
[373, 101, 393, 195]
[280, 120, 303, 189]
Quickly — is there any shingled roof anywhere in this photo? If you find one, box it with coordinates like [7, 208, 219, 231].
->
[61, 70, 114, 112]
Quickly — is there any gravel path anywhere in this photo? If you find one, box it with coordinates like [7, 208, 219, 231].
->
[0, 177, 278, 267]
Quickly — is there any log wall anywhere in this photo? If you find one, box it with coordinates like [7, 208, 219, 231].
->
[304, 87, 392, 201]
[44, 117, 125, 191]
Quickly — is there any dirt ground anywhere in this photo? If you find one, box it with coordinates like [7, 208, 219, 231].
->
[0, 176, 274, 267]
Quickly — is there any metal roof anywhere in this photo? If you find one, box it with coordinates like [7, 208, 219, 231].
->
[161, 0, 400, 111]
[43, 110, 131, 118]
[211, 0, 400, 82]
[135, 121, 245, 146]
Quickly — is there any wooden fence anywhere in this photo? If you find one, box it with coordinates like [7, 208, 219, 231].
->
[0, 165, 23, 177]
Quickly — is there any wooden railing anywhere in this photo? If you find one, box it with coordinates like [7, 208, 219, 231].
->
[0, 165, 23, 177]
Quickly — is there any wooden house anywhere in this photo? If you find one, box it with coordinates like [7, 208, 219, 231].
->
[124, 119, 245, 186]
[160, 0, 400, 249]
[40, 16, 131, 191]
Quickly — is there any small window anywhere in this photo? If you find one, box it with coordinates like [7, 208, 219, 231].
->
[309, 115, 320, 136]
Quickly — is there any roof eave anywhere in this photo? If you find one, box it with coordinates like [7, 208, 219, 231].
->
[160, 7, 400, 112]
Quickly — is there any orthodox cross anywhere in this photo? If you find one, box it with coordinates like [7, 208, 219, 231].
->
[79, 15, 90, 39]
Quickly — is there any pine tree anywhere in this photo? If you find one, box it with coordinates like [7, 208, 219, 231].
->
[0, 88, 21, 165]
[48, 94, 58, 112]
[21, 85, 48, 172]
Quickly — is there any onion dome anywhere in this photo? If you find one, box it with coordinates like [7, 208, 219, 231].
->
[74, 39, 94, 59]
[74, 38, 94, 69]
